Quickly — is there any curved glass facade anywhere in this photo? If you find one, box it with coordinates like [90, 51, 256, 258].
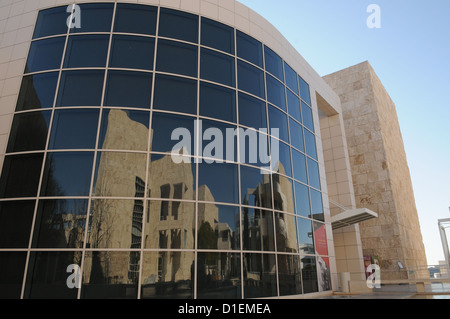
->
[0, 3, 331, 299]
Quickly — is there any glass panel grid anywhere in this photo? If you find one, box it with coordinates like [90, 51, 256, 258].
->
[2, 4, 329, 299]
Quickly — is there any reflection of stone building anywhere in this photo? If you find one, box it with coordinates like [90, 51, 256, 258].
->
[83, 110, 309, 292]
[84, 109, 148, 285]
[242, 162, 298, 254]
[83, 110, 224, 289]
[241, 161, 300, 290]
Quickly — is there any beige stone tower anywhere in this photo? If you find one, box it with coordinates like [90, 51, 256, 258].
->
[323, 61, 427, 280]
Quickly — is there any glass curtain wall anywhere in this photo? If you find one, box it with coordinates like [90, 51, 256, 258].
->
[0, 3, 331, 299]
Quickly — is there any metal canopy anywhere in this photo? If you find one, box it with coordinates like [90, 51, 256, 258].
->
[331, 208, 378, 230]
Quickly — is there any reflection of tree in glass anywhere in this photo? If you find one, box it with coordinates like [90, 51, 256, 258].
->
[43, 157, 64, 196]
[198, 221, 217, 251]
[89, 199, 117, 249]
[89, 251, 112, 285]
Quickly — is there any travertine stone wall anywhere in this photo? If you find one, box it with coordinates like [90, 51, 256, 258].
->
[323, 61, 427, 280]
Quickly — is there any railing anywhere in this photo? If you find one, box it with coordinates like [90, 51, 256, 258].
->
[406, 265, 450, 281]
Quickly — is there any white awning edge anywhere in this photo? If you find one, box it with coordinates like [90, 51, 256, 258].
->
[331, 208, 378, 230]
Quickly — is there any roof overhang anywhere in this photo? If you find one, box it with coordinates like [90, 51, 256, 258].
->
[331, 208, 378, 230]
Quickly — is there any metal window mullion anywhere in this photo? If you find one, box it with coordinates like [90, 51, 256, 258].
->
[19, 14, 73, 299]
[77, 1, 118, 300]
[262, 42, 280, 299]
[193, 14, 202, 301]
[138, 4, 161, 301]
[283, 59, 305, 295]
[232, 26, 246, 300]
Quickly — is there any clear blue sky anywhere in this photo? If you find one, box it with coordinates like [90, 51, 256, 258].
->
[238, 0, 450, 265]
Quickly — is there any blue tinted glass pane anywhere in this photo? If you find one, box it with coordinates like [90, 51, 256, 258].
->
[285, 63, 298, 94]
[26, 37, 65, 73]
[32, 199, 88, 248]
[64, 35, 109, 68]
[148, 155, 196, 199]
[266, 74, 286, 111]
[41, 152, 94, 197]
[70, 3, 113, 33]
[292, 149, 307, 184]
[243, 253, 277, 297]
[236, 31, 263, 67]
[7, 111, 51, 153]
[287, 90, 301, 122]
[272, 139, 292, 177]
[289, 118, 304, 152]
[201, 48, 235, 87]
[200, 82, 236, 123]
[297, 218, 314, 254]
[198, 162, 238, 204]
[16, 72, 59, 111]
[268, 105, 289, 144]
[272, 174, 294, 213]
[240, 165, 272, 208]
[302, 102, 314, 132]
[196, 252, 242, 299]
[92, 153, 148, 198]
[264, 46, 283, 81]
[159, 8, 199, 43]
[154, 74, 197, 115]
[25, 251, 81, 299]
[295, 182, 310, 218]
[0, 252, 27, 298]
[151, 112, 195, 154]
[82, 252, 139, 298]
[49, 109, 99, 150]
[238, 92, 267, 130]
[0, 154, 43, 198]
[0, 202, 35, 249]
[156, 39, 198, 77]
[304, 129, 317, 160]
[310, 189, 324, 221]
[110, 35, 155, 70]
[56, 70, 104, 107]
[99, 109, 150, 151]
[237, 60, 265, 99]
[299, 76, 311, 105]
[105, 70, 153, 109]
[201, 18, 234, 54]
[34, 7, 69, 39]
[307, 158, 321, 190]
[114, 3, 157, 35]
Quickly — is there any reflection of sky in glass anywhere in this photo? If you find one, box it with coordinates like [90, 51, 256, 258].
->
[198, 162, 238, 204]
[151, 112, 195, 154]
[216, 205, 239, 232]
[49, 109, 99, 150]
[297, 217, 314, 252]
[20, 72, 59, 110]
[42, 152, 94, 197]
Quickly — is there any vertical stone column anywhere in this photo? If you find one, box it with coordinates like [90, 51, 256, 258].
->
[317, 94, 368, 293]
[323, 61, 427, 280]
